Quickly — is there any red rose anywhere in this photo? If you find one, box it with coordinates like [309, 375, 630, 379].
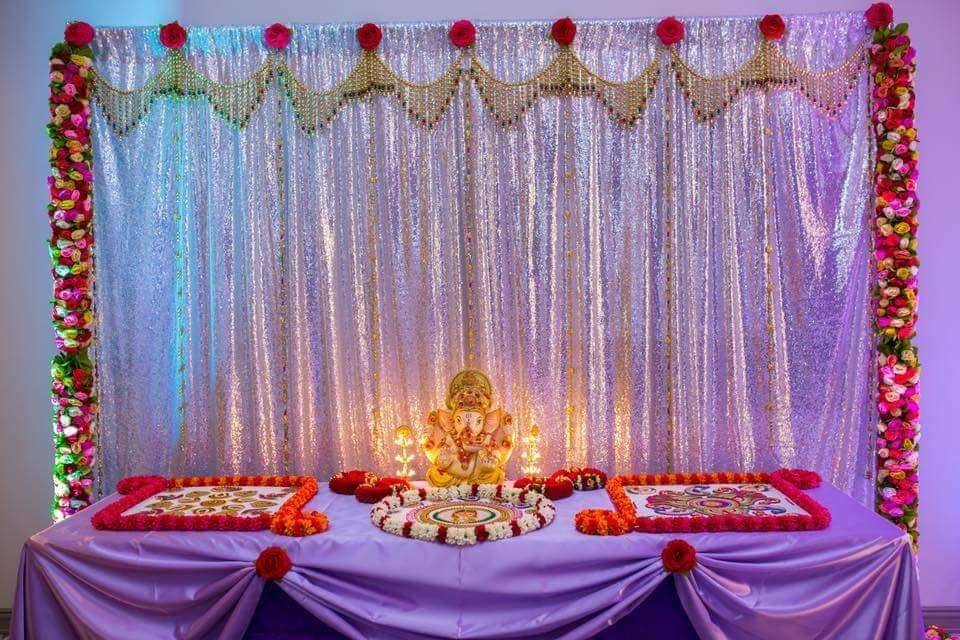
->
[159, 21, 187, 49]
[263, 23, 292, 49]
[545, 476, 574, 500]
[255, 546, 292, 581]
[355, 483, 388, 503]
[865, 3, 894, 29]
[329, 469, 376, 494]
[656, 17, 684, 46]
[551, 17, 576, 47]
[356, 22, 382, 51]
[758, 14, 786, 40]
[449, 20, 476, 48]
[64, 22, 95, 47]
[661, 539, 697, 573]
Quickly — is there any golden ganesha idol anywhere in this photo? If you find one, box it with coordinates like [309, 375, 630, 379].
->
[422, 370, 514, 487]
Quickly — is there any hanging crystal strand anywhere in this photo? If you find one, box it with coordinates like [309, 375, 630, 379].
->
[366, 99, 386, 467]
[172, 98, 189, 470]
[273, 53, 291, 474]
[759, 89, 780, 462]
[562, 97, 586, 468]
[662, 69, 676, 474]
[461, 72, 478, 365]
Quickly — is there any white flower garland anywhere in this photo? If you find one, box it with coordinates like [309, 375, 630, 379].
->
[370, 483, 555, 546]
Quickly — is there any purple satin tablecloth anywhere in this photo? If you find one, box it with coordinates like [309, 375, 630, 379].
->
[12, 483, 922, 639]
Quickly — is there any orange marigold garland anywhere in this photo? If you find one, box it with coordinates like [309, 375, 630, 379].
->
[92, 474, 329, 536]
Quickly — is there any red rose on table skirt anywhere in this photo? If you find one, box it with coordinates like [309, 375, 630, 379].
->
[449, 20, 476, 48]
[159, 21, 187, 49]
[865, 2, 894, 29]
[758, 15, 786, 40]
[661, 539, 697, 573]
[656, 17, 684, 46]
[357, 22, 382, 51]
[263, 23, 292, 49]
[551, 17, 576, 46]
[255, 546, 292, 580]
[64, 22, 95, 47]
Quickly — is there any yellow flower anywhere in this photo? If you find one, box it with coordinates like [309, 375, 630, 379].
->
[894, 222, 910, 234]
[895, 267, 912, 280]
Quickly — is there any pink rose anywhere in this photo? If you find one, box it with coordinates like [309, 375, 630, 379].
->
[263, 23, 291, 49]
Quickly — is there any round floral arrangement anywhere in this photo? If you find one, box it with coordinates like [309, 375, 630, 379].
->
[371, 484, 555, 545]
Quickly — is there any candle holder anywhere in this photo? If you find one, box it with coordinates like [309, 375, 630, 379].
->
[520, 424, 542, 476]
[394, 424, 416, 479]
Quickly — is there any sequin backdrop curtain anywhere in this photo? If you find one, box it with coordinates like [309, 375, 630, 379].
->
[91, 13, 875, 502]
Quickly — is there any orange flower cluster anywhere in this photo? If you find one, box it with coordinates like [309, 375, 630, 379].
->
[574, 509, 632, 536]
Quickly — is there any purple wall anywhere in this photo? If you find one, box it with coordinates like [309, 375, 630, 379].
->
[0, 0, 956, 611]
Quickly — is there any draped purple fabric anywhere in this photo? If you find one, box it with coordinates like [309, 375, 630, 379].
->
[12, 483, 922, 640]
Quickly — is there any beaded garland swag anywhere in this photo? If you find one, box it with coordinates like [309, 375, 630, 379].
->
[90, 21, 864, 136]
[48, 7, 920, 548]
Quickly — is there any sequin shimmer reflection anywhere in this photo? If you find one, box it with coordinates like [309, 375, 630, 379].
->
[91, 15, 874, 505]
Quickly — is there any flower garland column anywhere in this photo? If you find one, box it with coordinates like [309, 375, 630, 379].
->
[48, 22, 97, 520]
[867, 3, 920, 546]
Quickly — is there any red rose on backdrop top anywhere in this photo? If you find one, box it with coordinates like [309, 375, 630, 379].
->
[64, 22, 95, 47]
[357, 22, 382, 51]
[656, 17, 685, 46]
[551, 17, 576, 46]
[255, 546, 291, 581]
[449, 19, 476, 47]
[661, 539, 697, 573]
[263, 23, 292, 49]
[758, 14, 786, 40]
[159, 21, 187, 49]
[865, 2, 894, 29]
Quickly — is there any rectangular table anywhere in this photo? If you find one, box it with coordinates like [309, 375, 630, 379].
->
[12, 482, 922, 639]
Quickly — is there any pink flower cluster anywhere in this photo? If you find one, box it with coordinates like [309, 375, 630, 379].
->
[926, 625, 960, 640]
[869, 19, 920, 545]
[48, 35, 97, 521]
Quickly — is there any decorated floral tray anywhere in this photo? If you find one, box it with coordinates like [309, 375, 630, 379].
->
[91, 475, 329, 536]
[371, 484, 555, 545]
[575, 469, 830, 535]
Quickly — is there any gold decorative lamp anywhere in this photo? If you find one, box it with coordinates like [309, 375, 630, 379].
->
[394, 425, 415, 480]
[520, 424, 542, 477]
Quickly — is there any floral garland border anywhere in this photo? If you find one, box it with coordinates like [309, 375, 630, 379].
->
[48, 34, 97, 521]
[90, 474, 330, 536]
[370, 483, 555, 545]
[869, 9, 920, 547]
[574, 469, 829, 535]
[88, 15, 867, 137]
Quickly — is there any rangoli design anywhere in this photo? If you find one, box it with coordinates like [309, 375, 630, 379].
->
[92, 475, 330, 536]
[407, 498, 528, 528]
[575, 469, 830, 535]
[641, 484, 800, 518]
[123, 485, 298, 518]
[371, 484, 555, 545]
